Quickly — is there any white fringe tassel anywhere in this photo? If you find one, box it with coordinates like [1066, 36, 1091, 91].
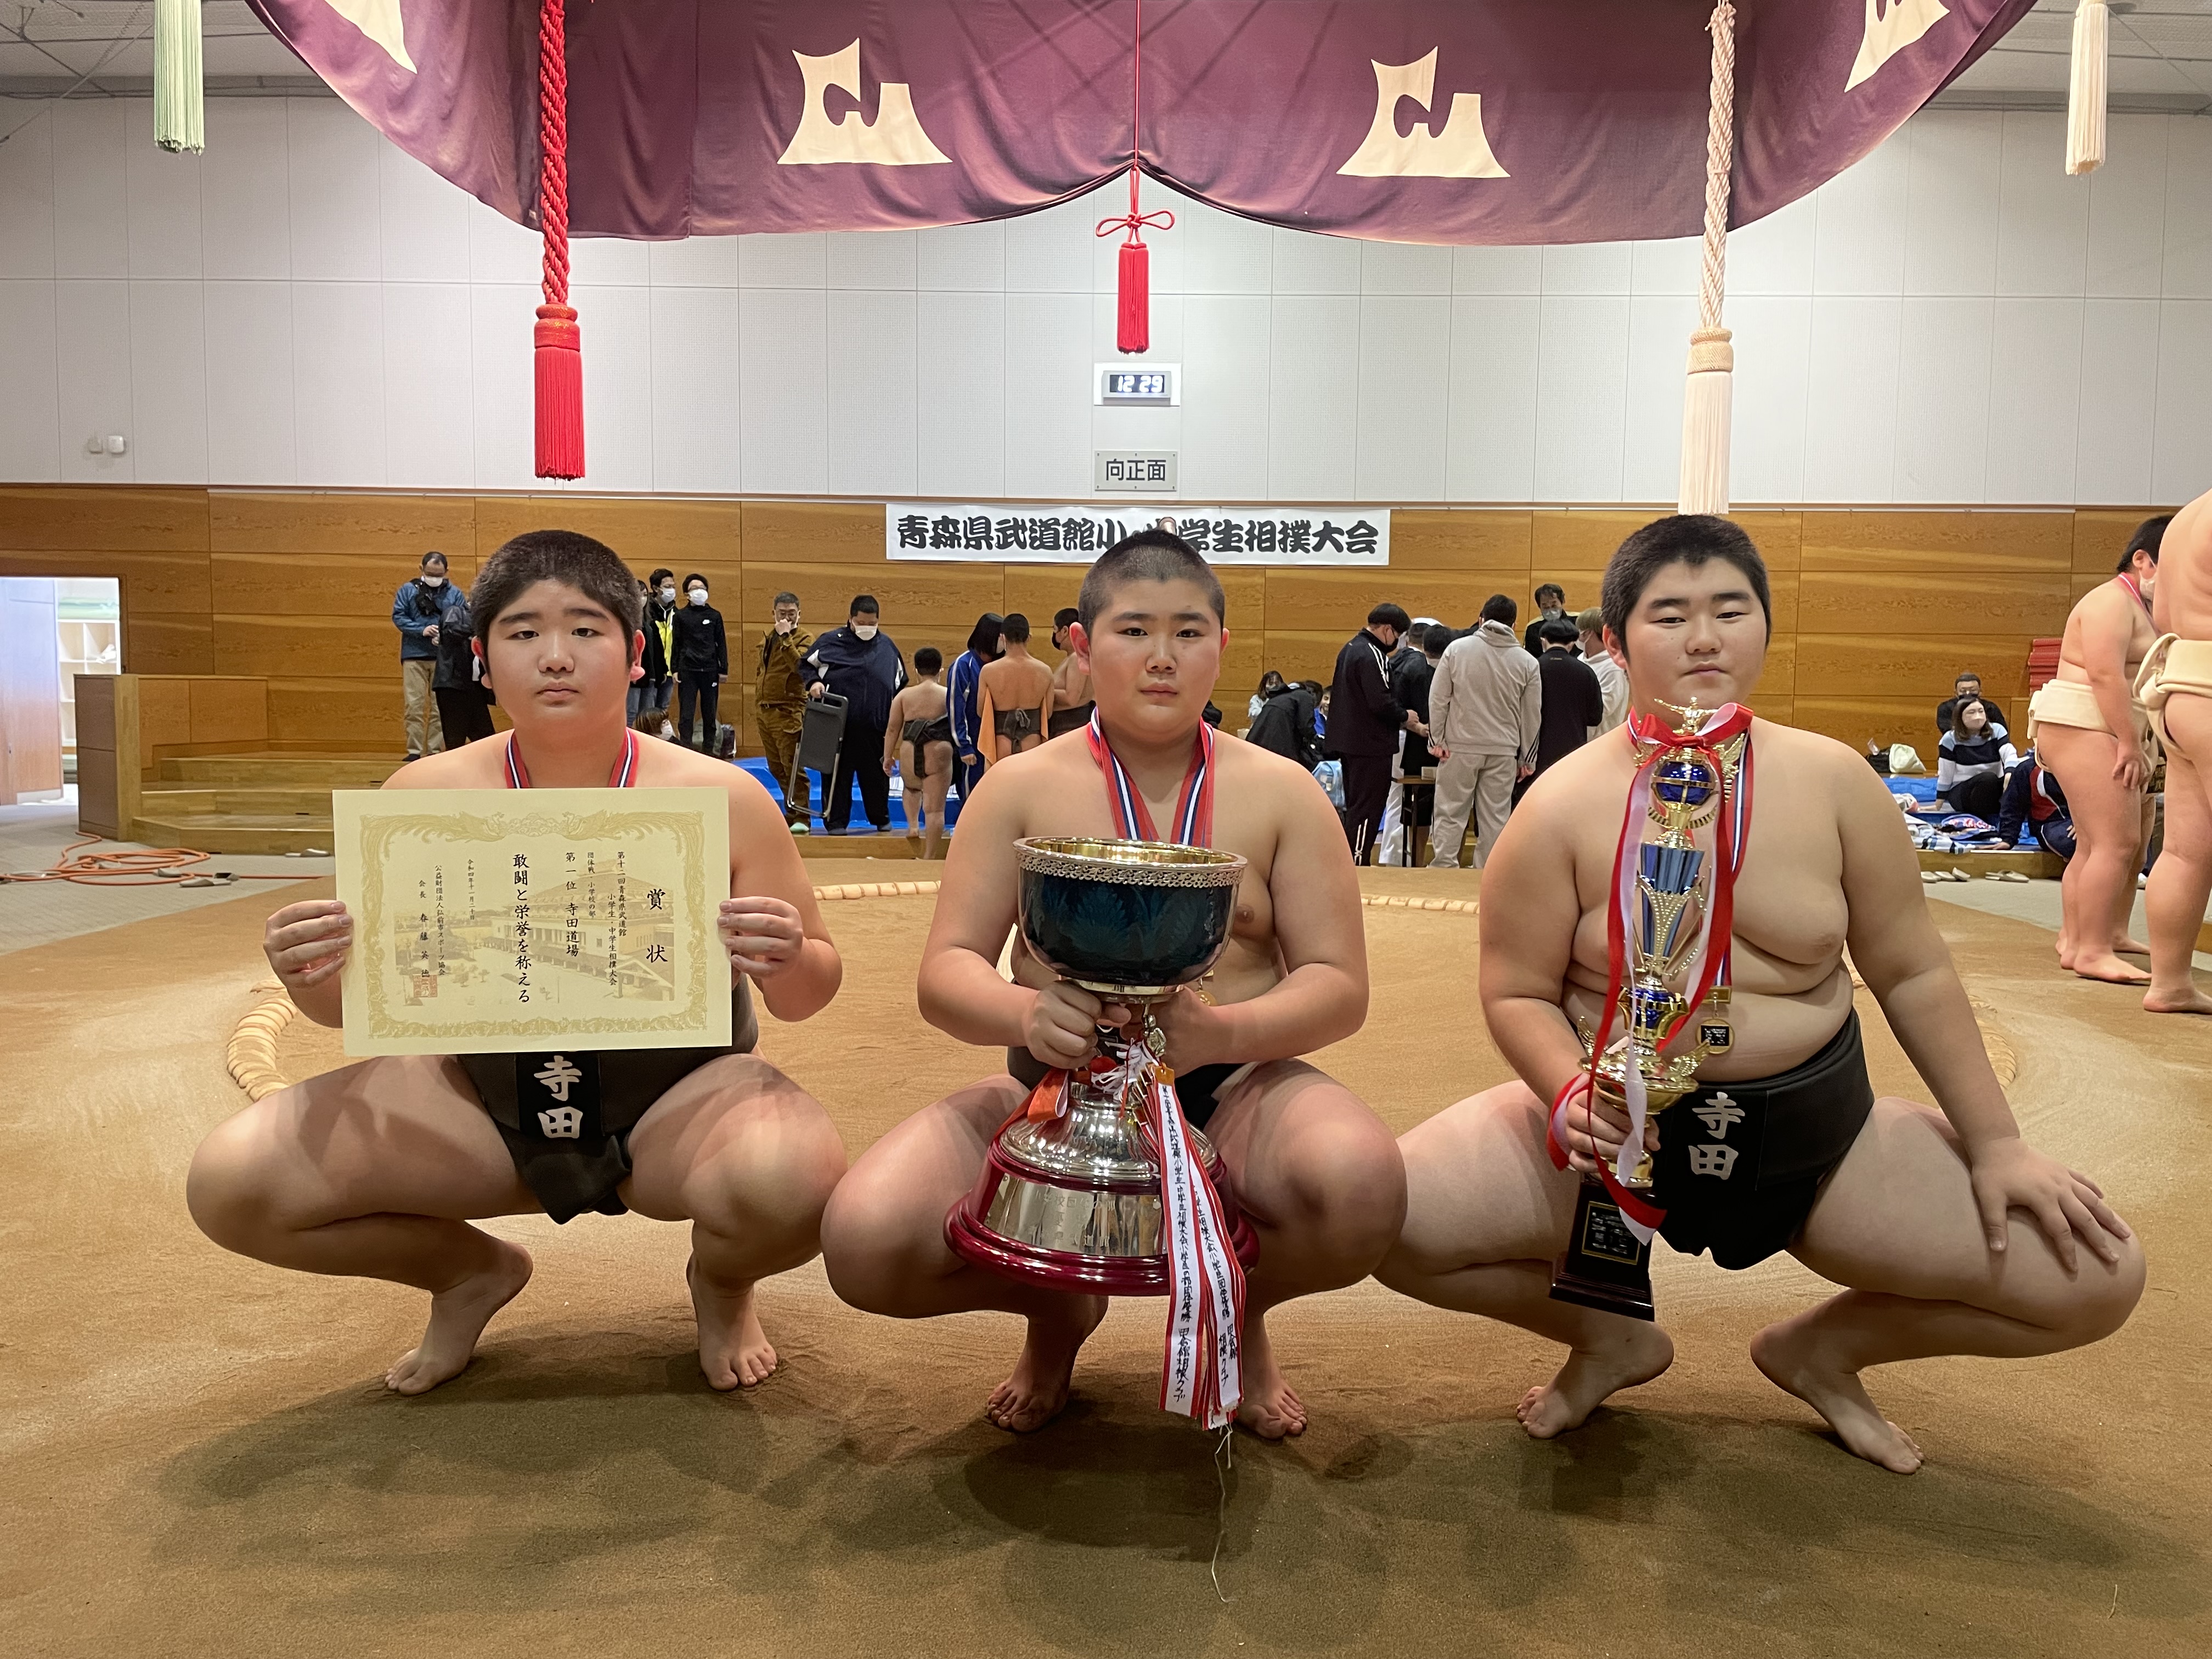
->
[155, 0, 205, 155]
[1677, 1, 1736, 517]
[2066, 0, 2108, 176]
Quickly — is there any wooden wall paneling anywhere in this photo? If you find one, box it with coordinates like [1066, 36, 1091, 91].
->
[1262, 569, 1506, 633]
[134, 676, 195, 770]
[125, 614, 214, 675]
[0, 550, 214, 616]
[742, 561, 1004, 639]
[1752, 634, 1797, 701]
[0, 486, 208, 552]
[1793, 633, 2035, 701]
[208, 492, 477, 558]
[1800, 509, 2074, 571]
[263, 676, 405, 749]
[742, 501, 887, 564]
[1753, 697, 1795, 729]
[1733, 511, 1805, 570]
[212, 550, 478, 622]
[215, 616, 399, 680]
[2071, 508, 2165, 572]
[187, 677, 269, 747]
[1792, 697, 1950, 751]
[1254, 629, 1355, 686]
[1532, 510, 1657, 569]
[2069, 573, 2107, 605]
[1387, 509, 1534, 572]
[74, 675, 120, 836]
[1793, 568, 2072, 636]
[1001, 565, 1088, 632]
[472, 495, 743, 566]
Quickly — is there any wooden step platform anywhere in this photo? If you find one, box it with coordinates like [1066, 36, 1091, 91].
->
[132, 812, 334, 855]
[158, 754, 398, 789]
[122, 752, 396, 854]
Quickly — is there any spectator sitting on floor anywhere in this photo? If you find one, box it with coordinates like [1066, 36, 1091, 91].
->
[1246, 677, 1321, 771]
[1997, 747, 2075, 860]
[1937, 670, 2009, 740]
[1937, 698, 2017, 821]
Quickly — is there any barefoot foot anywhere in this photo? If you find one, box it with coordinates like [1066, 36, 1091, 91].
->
[1234, 1313, 1307, 1440]
[2073, 952, 2152, 985]
[385, 1240, 533, 1395]
[1516, 1322, 1674, 1439]
[985, 1295, 1108, 1432]
[689, 1256, 778, 1390]
[2113, 935, 2151, 956]
[2144, 984, 2212, 1016]
[1751, 1323, 1922, 1474]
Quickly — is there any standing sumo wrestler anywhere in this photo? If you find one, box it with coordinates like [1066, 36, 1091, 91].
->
[188, 532, 848, 1394]
[2137, 487, 2212, 1017]
[1380, 516, 2143, 1473]
[821, 531, 1406, 1437]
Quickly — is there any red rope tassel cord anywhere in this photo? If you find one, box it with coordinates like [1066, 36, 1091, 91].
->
[1096, 0, 1170, 354]
[534, 0, 584, 479]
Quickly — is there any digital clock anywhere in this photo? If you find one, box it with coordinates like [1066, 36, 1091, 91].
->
[1094, 362, 1181, 407]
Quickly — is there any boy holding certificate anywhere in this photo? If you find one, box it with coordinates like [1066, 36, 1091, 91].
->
[188, 532, 848, 1396]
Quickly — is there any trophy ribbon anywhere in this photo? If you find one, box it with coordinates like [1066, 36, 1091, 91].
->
[1546, 701, 1756, 1242]
[1088, 708, 1216, 845]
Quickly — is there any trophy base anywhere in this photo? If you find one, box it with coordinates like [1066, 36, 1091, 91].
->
[1548, 1174, 1656, 1322]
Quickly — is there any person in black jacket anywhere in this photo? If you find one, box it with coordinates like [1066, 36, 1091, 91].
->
[1325, 602, 1411, 864]
[804, 594, 907, 833]
[631, 567, 678, 733]
[1515, 616, 1605, 803]
[1522, 583, 1568, 657]
[429, 585, 496, 747]
[669, 572, 729, 754]
[1246, 680, 1320, 770]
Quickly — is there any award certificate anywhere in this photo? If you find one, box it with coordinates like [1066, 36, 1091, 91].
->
[334, 787, 732, 1058]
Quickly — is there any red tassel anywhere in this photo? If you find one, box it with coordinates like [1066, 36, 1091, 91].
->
[1116, 238, 1150, 355]
[534, 303, 584, 479]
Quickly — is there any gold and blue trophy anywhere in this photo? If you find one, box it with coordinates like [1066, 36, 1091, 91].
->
[1550, 702, 1742, 1322]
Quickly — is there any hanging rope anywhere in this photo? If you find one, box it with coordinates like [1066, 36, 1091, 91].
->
[154, 0, 204, 154]
[1096, 0, 1173, 354]
[534, 0, 585, 478]
[1678, 0, 1736, 517]
[2067, 0, 2109, 176]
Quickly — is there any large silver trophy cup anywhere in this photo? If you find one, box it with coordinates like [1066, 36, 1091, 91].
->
[946, 836, 1260, 1294]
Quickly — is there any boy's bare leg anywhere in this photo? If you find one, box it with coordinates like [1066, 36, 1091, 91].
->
[821, 1077, 1108, 1431]
[923, 742, 953, 860]
[623, 1053, 847, 1390]
[2143, 704, 2212, 1014]
[899, 744, 923, 847]
[2037, 725, 2151, 981]
[1204, 1060, 1406, 1440]
[1762, 1096, 2143, 1473]
[1377, 1082, 1675, 1437]
[187, 1054, 538, 1395]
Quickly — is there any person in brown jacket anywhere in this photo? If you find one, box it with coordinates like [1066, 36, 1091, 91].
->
[755, 591, 814, 831]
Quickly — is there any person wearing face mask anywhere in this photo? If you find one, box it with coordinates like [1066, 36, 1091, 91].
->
[755, 591, 816, 831]
[670, 573, 730, 756]
[803, 595, 906, 833]
[1523, 582, 1568, 657]
[631, 568, 678, 736]
[392, 550, 452, 761]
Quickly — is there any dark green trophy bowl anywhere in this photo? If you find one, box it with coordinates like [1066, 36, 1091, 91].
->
[1014, 837, 1248, 997]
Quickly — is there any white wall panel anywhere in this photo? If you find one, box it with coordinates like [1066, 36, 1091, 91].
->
[125, 140, 202, 280]
[740, 233, 826, 290]
[202, 281, 295, 487]
[738, 286, 827, 494]
[1804, 297, 1900, 501]
[575, 285, 654, 492]
[915, 219, 1005, 291]
[0, 101, 55, 280]
[467, 196, 544, 287]
[826, 289, 916, 498]
[651, 287, 742, 495]
[2074, 299, 2162, 505]
[1267, 295, 1358, 499]
[1362, 241, 1453, 296]
[1904, 111, 2001, 296]
[2086, 115, 2168, 300]
[291, 281, 385, 487]
[1985, 299, 2083, 505]
[1629, 238, 1699, 298]
[1730, 193, 1816, 296]
[649, 236, 744, 288]
[1444, 294, 1538, 501]
[376, 138, 469, 284]
[1814, 134, 1909, 296]
[915, 291, 1005, 497]
[127, 281, 208, 483]
[1272, 227, 1361, 296]
[1892, 297, 1994, 503]
[55, 279, 134, 483]
[1542, 242, 1632, 296]
[1533, 295, 1629, 501]
[1622, 294, 1699, 503]
[2151, 301, 2212, 505]
[1182, 200, 1273, 295]
[1728, 296, 1812, 504]
[0, 279, 60, 481]
[1452, 245, 1541, 295]
[285, 99, 381, 283]
[50, 100, 129, 280]
[1092, 292, 1183, 467]
[469, 284, 536, 490]
[1007, 194, 1098, 295]
[2163, 118, 2212, 300]
[826, 228, 916, 291]
[1995, 114, 2087, 297]
[202, 100, 292, 281]
[1355, 296, 1450, 502]
[1178, 295, 1269, 500]
[381, 283, 475, 492]
[1004, 293, 1094, 500]
[569, 236, 650, 289]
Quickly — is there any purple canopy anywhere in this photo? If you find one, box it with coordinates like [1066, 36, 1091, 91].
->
[249, 0, 2032, 245]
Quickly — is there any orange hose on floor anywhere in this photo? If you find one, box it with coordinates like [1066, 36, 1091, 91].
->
[1, 835, 313, 887]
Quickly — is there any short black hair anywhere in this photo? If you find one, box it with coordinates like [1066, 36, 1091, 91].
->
[421, 550, 448, 570]
[683, 572, 708, 591]
[1423, 626, 1448, 656]
[2121, 514, 2170, 571]
[471, 530, 642, 657]
[1076, 529, 1226, 632]
[914, 646, 943, 675]
[1368, 602, 1411, 634]
[1538, 617, 1579, 647]
[966, 613, 1005, 657]
[1479, 594, 1517, 627]
[1533, 583, 1565, 606]
[1053, 606, 1080, 631]
[648, 567, 674, 586]
[850, 594, 880, 617]
[772, 590, 800, 608]
[1600, 515, 1772, 652]
[1955, 670, 1982, 689]
[1002, 612, 1031, 644]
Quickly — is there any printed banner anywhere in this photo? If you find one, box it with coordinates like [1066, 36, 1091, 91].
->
[886, 504, 1389, 565]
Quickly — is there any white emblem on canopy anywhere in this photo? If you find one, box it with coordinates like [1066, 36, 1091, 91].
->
[777, 41, 951, 166]
[320, 0, 415, 75]
[1846, 0, 1950, 91]
[1336, 50, 1508, 180]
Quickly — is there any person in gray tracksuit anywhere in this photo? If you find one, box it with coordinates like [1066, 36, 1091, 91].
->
[1424, 595, 1539, 868]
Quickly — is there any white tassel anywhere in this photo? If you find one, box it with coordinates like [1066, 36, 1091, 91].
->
[2066, 0, 2108, 176]
[1678, 1, 1736, 517]
[155, 0, 204, 155]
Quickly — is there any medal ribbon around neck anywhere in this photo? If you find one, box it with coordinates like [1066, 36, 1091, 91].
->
[1013, 708, 1243, 1425]
[1547, 702, 1755, 1240]
[2117, 572, 2154, 623]
[504, 728, 640, 789]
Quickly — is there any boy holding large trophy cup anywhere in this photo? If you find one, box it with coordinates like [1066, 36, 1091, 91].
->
[822, 531, 1405, 1437]
[1379, 516, 2142, 1475]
